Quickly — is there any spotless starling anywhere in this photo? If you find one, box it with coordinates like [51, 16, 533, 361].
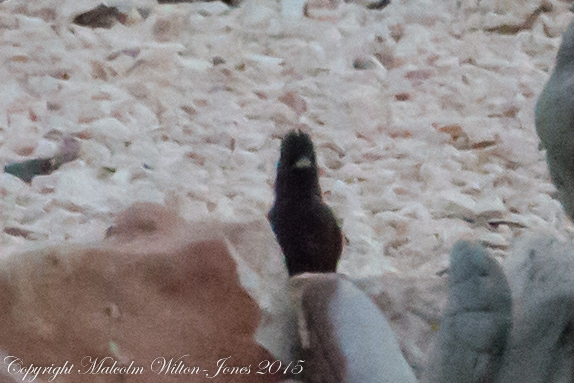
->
[268, 130, 343, 276]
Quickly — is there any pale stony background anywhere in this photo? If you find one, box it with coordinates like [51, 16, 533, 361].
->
[0, 0, 573, 376]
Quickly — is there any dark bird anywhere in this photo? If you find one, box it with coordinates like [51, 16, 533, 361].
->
[535, 19, 574, 221]
[268, 130, 343, 276]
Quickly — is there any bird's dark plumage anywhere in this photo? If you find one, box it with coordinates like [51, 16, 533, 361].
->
[268, 130, 343, 276]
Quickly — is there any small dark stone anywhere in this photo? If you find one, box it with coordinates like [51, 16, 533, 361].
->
[5, 158, 55, 183]
[73, 4, 122, 29]
[213, 56, 226, 66]
[367, 0, 390, 10]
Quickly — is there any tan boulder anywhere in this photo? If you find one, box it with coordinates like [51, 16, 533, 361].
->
[0, 203, 292, 382]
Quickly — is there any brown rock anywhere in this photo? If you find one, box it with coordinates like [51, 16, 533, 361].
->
[0, 203, 280, 382]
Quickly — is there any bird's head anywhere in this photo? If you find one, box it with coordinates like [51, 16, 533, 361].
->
[275, 130, 321, 197]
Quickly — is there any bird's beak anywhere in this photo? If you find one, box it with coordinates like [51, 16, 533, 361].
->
[294, 157, 313, 169]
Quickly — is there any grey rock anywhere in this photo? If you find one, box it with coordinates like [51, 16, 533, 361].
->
[423, 241, 512, 383]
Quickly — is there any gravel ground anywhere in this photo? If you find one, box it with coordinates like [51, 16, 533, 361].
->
[1, 0, 573, 376]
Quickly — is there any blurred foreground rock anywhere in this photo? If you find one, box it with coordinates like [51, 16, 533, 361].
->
[422, 241, 512, 383]
[290, 273, 417, 383]
[422, 235, 574, 383]
[496, 235, 574, 383]
[0, 203, 293, 382]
